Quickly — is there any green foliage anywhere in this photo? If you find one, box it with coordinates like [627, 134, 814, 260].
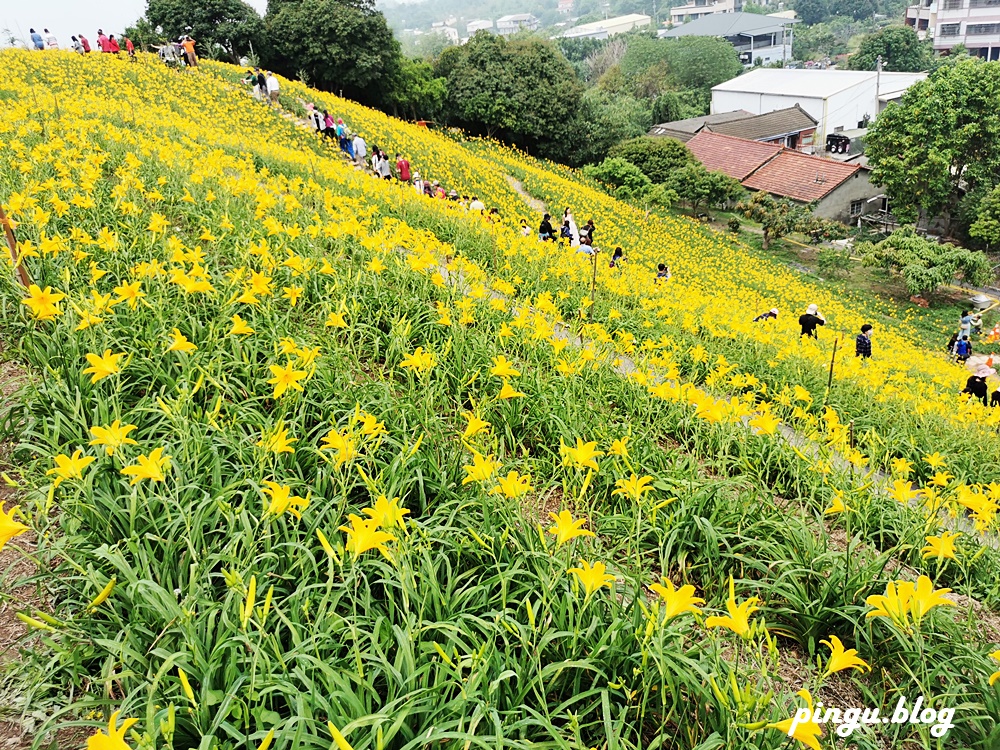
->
[144, 0, 265, 60]
[736, 191, 804, 249]
[435, 32, 583, 162]
[969, 184, 1000, 247]
[728, 216, 742, 233]
[867, 58, 1000, 231]
[645, 183, 679, 213]
[570, 89, 653, 166]
[817, 247, 853, 277]
[582, 157, 652, 200]
[856, 226, 993, 296]
[799, 215, 849, 244]
[264, 0, 401, 107]
[386, 57, 447, 121]
[795, 0, 829, 25]
[608, 136, 693, 184]
[620, 34, 670, 80]
[663, 36, 743, 92]
[652, 92, 683, 123]
[668, 163, 746, 213]
[848, 26, 930, 72]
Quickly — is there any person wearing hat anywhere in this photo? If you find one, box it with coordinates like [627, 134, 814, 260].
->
[754, 308, 778, 322]
[799, 304, 825, 338]
[964, 365, 995, 406]
[855, 324, 873, 359]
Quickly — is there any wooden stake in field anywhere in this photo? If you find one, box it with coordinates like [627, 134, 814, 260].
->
[0, 204, 30, 289]
[825, 334, 840, 404]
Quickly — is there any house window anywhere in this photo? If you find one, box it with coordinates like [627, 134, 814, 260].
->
[943, 0, 963, 9]
[940, 23, 961, 36]
[970, 0, 1000, 8]
[967, 23, 1000, 34]
[850, 200, 864, 217]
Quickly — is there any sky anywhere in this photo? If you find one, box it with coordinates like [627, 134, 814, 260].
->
[1, 0, 268, 47]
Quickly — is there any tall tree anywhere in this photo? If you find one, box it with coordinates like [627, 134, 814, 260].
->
[866, 58, 1000, 230]
[795, 0, 828, 25]
[848, 26, 930, 72]
[145, 0, 265, 60]
[735, 191, 803, 249]
[662, 36, 743, 92]
[436, 32, 583, 162]
[608, 136, 692, 184]
[264, 0, 401, 107]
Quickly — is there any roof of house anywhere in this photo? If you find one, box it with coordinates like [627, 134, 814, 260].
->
[659, 12, 797, 39]
[497, 13, 538, 23]
[648, 110, 753, 138]
[742, 148, 861, 202]
[686, 132, 783, 181]
[711, 68, 926, 98]
[705, 105, 817, 140]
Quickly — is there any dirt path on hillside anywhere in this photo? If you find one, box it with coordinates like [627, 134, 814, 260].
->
[504, 176, 547, 214]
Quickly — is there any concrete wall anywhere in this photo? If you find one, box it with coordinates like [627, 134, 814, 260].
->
[812, 169, 882, 224]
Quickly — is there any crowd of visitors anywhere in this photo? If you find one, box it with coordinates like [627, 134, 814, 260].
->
[29, 28, 136, 59]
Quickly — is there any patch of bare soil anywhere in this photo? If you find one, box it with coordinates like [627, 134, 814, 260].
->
[521, 485, 567, 529]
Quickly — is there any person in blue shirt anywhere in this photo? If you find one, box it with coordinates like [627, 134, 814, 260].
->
[955, 335, 972, 362]
[30, 29, 44, 50]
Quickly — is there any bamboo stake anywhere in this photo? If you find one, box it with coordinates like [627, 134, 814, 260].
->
[0, 205, 30, 289]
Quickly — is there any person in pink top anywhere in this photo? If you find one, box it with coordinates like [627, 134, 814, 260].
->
[108, 35, 121, 54]
[125, 37, 135, 60]
[97, 30, 111, 52]
[78, 34, 91, 52]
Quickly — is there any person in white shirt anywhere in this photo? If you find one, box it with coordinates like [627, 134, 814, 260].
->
[308, 106, 325, 133]
[265, 74, 280, 106]
[71, 36, 84, 53]
[352, 134, 367, 167]
[469, 196, 486, 212]
[44, 29, 59, 49]
[413, 172, 423, 193]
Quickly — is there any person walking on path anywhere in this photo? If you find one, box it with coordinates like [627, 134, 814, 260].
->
[266, 73, 280, 105]
[955, 335, 973, 362]
[97, 30, 111, 52]
[30, 29, 44, 50]
[959, 310, 973, 340]
[563, 207, 579, 247]
[856, 324, 873, 359]
[71, 36, 84, 54]
[255, 69, 267, 100]
[352, 133, 367, 167]
[125, 37, 135, 60]
[108, 35, 120, 54]
[44, 29, 58, 49]
[78, 34, 91, 52]
[799, 304, 825, 338]
[308, 105, 325, 134]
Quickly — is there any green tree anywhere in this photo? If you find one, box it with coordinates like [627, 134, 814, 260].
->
[264, 0, 401, 107]
[866, 58, 1000, 231]
[437, 32, 583, 162]
[668, 163, 745, 214]
[608, 136, 692, 183]
[795, 0, 828, 25]
[848, 26, 930, 72]
[582, 157, 652, 201]
[386, 58, 447, 121]
[856, 226, 993, 297]
[620, 34, 670, 80]
[571, 90, 652, 166]
[663, 36, 742, 91]
[735, 191, 804, 249]
[144, 0, 264, 60]
[652, 92, 683, 123]
[969, 184, 1000, 247]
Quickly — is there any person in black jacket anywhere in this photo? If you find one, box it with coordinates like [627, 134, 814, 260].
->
[964, 374, 989, 406]
[538, 214, 555, 241]
[856, 324, 873, 358]
[799, 304, 825, 337]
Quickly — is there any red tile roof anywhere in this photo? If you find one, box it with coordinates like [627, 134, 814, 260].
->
[686, 131, 783, 181]
[742, 149, 860, 202]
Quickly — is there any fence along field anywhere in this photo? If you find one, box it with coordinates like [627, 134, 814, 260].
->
[1, 48, 1000, 749]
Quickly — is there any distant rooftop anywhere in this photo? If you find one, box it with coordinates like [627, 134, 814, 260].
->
[497, 13, 538, 22]
[648, 110, 752, 141]
[711, 68, 927, 98]
[563, 13, 651, 37]
[706, 105, 817, 140]
[659, 12, 798, 39]
[686, 131, 783, 181]
[742, 148, 861, 202]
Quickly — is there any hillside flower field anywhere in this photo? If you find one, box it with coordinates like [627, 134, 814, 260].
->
[2, 49, 1000, 749]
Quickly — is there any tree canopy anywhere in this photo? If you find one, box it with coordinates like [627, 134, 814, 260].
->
[264, 0, 401, 107]
[662, 37, 743, 92]
[866, 58, 1000, 230]
[435, 32, 583, 162]
[857, 226, 993, 297]
[144, 0, 264, 60]
[848, 26, 930, 72]
[608, 137, 693, 184]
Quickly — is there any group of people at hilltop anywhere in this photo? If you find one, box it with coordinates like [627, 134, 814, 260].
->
[29, 28, 135, 58]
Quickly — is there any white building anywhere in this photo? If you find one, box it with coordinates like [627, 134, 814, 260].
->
[466, 19, 494, 34]
[659, 12, 796, 66]
[670, 0, 741, 25]
[905, 0, 1000, 58]
[711, 69, 927, 143]
[496, 14, 540, 35]
[562, 14, 652, 39]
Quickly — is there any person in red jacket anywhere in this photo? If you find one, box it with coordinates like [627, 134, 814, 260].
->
[395, 153, 411, 182]
[97, 30, 111, 52]
[125, 36, 135, 59]
[108, 35, 121, 54]
[78, 34, 91, 52]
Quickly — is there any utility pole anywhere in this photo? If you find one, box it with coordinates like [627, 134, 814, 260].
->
[876, 54, 882, 105]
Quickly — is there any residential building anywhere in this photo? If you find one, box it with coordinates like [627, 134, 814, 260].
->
[659, 12, 797, 66]
[558, 0, 575, 13]
[562, 14, 652, 39]
[496, 14, 540, 35]
[647, 110, 754, 141]
[685, 131, 882, 223]
[904, 0, 937, 39]
[711, 68, 926, 144]
[925, 0, 1000, 57]
[669, 0, 741, 25]
[466, 19, 494, 35]
[649, 105, 817, 149]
